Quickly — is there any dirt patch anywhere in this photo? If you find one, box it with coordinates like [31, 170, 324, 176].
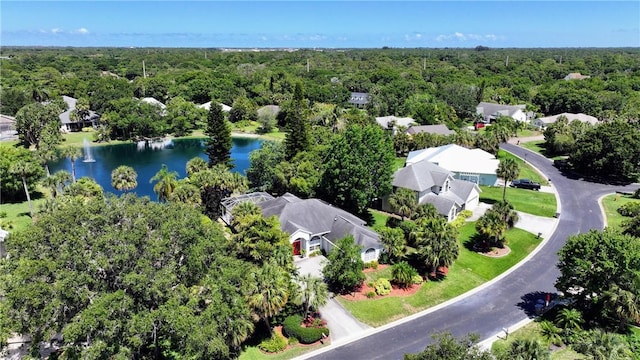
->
[479, 245, 511, 257]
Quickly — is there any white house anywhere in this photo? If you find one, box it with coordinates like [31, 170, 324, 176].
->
[221, 192, 383, 263]
[533, 113, 599, 129]
[407, 144, 499, 186]
[198, 101, 232, 112]
[140, 97, 166, 109]
[376, 115, 417, 133]
[476, 102, 533, 123]
[564, 72, 590, 80]
[383, 160, 481, 222]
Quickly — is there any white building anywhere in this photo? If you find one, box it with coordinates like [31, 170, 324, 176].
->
[406, 144, 499, 186]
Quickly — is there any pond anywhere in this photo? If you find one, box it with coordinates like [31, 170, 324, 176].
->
[49, 137, 263, 199]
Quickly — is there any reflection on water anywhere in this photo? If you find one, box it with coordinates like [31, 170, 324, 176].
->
[49, 137, 263, 199]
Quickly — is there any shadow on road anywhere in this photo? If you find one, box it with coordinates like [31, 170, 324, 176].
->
[516, 291, 559, 318]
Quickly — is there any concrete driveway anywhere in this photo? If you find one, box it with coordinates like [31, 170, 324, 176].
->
[294, 255, 372, 343]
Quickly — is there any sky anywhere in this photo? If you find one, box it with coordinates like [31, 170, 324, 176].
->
[1, 1, 639, 48]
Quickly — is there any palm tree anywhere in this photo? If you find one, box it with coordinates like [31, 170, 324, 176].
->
[52, 170, 72, 196]
[413, 203, 439, 220]
[35, 147, 58, 177]
[391, 261, 419, 288]
[111, 165, 138, 192]
[60, 146, 83, 182]
[497, 157, 520, 201]
[555, 307, 583, 331]
[411, 217, 459, 276]
[9, 161, 39, 218]
[149, 164, 178, 202]
[502, 338, 551, 360]
[602, 284, 640, 331]
[297, 274, 329, 319]
[168, 182, 201, 207]
[388, 188, 418, 220]
[576, 329, 632, 360]
[185, 156, 208, 176]
[379, 227, 406, 263]
[225, 316, 254, 349]
[475, 209, 508, 248]
[538, 320, 562, 346]
[493, 200, 519, 228]
[247, 261, 290, 335]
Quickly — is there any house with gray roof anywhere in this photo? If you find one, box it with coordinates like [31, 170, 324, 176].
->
[383, 160, 481, 222]
[348, 92, 370, 108]
[222, 192, 383, 262]
[59, 96, 100, 132]
[375, 115, 417, 135]
[533, 112, 599, 129]
[406, 124, 455, 136]
[476, 102, 534, 123]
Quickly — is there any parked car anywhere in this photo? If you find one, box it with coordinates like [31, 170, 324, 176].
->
[511, 179, 541, 190]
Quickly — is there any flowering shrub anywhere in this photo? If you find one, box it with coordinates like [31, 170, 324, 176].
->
[373, 278, 392, 296]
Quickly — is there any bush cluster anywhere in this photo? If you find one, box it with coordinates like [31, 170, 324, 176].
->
[373, 278, 392, 296]
[283, 315, 330, 344]
[258, 332, 287, 353]
[412, 274, 424, 285]
[617, 201, 640, 217]
[364, 260, 379, 269]
[366, 291, 376, 298]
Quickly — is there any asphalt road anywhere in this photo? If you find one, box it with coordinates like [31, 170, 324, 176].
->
[307, 143, 638, 360]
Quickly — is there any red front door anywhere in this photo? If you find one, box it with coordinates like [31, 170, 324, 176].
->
[292, 240, 301, 256]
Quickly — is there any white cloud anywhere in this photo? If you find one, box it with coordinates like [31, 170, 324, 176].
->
[404, 32, 424, 41]
[51, 28, 62, 34]
[436, 32, 500, 42]
[75, 28, 89, 34]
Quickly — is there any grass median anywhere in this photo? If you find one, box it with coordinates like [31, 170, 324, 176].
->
[601, 193, 640, 230]
[497, 150, 548, 185]
[337, 222, 541, 327]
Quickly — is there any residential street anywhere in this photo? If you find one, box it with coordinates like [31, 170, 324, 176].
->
[300, 143, 638, 360]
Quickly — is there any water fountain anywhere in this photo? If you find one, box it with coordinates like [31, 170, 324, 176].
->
[82, 138, 96, 162]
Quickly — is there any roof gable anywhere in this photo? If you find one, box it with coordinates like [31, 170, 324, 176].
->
[393, 160, 452, 192]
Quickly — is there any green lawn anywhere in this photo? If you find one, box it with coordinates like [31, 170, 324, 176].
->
[0, 196, 47, 233]
[369, 209, 392, 229]
[480, 186, 557, 217]
[394, 157, 406, 171]
[520, 141, 566, 161]
[601, 194, 640, 230]
[239, 342, 327, 360]
[338, 222, 541, 326]
[515, 129, 542, 138]
[231, 121, 287, 141]
[497, 150, 548, 185]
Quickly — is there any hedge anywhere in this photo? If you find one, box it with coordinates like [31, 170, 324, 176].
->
[282, 315, 330, 344]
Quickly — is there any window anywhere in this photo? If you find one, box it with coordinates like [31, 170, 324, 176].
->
[363, 248, 377, 262]
[309, 238, 321, 253]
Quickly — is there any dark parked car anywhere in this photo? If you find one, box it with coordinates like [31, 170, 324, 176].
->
[511, 179, 541, 191]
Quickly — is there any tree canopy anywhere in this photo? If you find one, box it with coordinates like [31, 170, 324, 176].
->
[0, 195, 255, 358]
[319, 124, 395, 217]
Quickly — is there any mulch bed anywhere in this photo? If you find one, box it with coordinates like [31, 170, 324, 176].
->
[340, 282, 421, 301]
[479, 245, 511, 257]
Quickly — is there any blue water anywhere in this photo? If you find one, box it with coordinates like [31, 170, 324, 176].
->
[49, 137, 263, 199]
